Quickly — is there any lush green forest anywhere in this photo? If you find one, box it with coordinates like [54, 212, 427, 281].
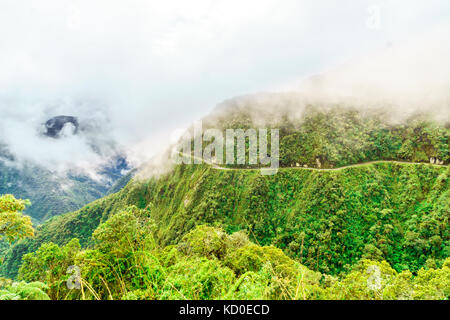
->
[202, 100, 449, 168]
[0, 147, 131, 224]
[0, 158, 109, 223]
[0, 105, 448, 300]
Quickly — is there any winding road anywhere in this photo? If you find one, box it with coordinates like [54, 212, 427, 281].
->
[180, 153, 447, 172]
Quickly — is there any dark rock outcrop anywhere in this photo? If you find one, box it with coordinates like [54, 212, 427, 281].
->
[44, 116, 79, 137]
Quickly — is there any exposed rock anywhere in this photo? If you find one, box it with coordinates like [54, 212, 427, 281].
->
[44, 116, 79, 138]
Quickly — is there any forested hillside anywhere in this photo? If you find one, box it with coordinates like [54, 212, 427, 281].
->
[0, 152, 131, 224]
[0, 161, 106, 224]
[0, 103, 448, 299]
[201, 97, 449, 168]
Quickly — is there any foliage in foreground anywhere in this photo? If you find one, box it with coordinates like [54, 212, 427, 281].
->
[0, 106, 448, 298]
[0, 278, 49, 300]
[15, 208, 450, 300]
[3, 162, 448, 280]
[0, 194, 34, 243]
[2, 105, 449, 279]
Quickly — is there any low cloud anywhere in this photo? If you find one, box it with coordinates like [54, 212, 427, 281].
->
[0, 1, 449, 177]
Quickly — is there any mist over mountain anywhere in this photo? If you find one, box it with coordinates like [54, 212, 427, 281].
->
[1, 19, 449, 222]
[0, 1, 449, 302]
[0, 111, 131, 223]
[1, 1, 449, 178]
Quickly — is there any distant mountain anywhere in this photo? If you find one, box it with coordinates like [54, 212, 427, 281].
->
[2, 100, 447, 281]
[0, 152, 131, 224]
[0, 115, 133, 224]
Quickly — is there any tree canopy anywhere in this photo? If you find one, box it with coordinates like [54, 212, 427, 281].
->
[0, 194, 34, 243]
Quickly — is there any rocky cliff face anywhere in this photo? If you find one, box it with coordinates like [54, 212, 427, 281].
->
[44, 116, 79, 138]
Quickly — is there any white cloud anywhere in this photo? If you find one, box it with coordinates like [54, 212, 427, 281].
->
[0, 0, 449, 172]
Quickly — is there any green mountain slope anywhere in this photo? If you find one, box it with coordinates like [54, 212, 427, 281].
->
[0, 151, 132, 224]
[1, 103, 448, 282]
[202, 98, 449, 168]
[0, 161, 107, 224]
[3, 160, 448, 278]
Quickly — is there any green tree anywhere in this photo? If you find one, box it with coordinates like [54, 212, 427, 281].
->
[0, 194, 34, 242]
[18, 239, 81, 299]
[0, 278, 49, 300]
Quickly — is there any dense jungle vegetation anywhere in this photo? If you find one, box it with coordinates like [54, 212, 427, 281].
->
[0, 157, 111, 223]
[201, 100, 449, 168]
[0, 146, 131, 223]
[0, 104, 448, 300]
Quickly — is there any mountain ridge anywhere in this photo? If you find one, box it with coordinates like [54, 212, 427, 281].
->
[1, 102, 448, 279]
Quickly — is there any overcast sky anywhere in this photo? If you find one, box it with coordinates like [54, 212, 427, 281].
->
[0, 0, 449, 170]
